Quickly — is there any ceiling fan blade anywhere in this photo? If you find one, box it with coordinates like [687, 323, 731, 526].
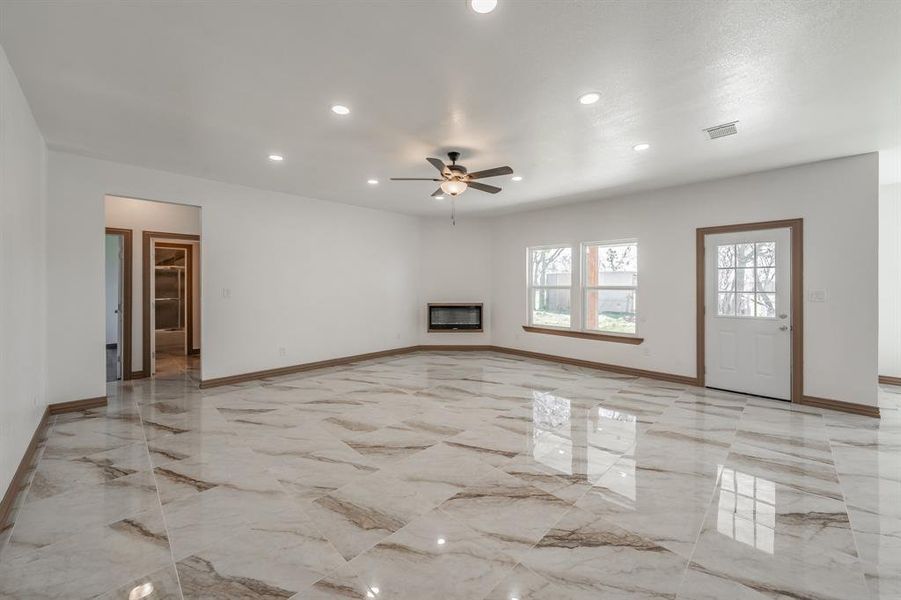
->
[467, 166, 513, 180]
[426, 157, 447, 173]
[431, 188, 445, 197]
[468, 181, 501, 194]
[389, 177, 443, 181]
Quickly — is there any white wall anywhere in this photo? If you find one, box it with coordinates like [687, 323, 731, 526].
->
[46, 152, 421, 403]
[104, 235, 120, 346]
[879, 182, 901, 378]
[105, 195, 202, 370]
[418, 218, 493, 346]
[0, 45, 47, 496]
[489, 154, 879, 408]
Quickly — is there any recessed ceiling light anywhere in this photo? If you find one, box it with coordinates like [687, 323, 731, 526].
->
[367, 179, 379, 185]
[511, 175, 523, 182]
[578, 92, 600, 105]
[268, 154, 284, 162]
[331, 104, 350, 115]
[633, 143, 651, 152]
[437, 537, 446, 545]
[471, 0, 498, 14]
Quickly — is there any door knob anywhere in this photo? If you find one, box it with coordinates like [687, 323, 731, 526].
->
[779, 325, 789, 331]
[779, 314, 788, 319]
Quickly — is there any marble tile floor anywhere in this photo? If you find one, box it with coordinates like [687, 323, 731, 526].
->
[0, 351, 898, 599]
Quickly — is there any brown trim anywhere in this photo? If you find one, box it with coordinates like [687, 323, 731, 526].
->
[105, 228, 133, 380]
[696, 219, 804, 401]
[47, 396, 108, 415]
[142, 231, 200, 377]
[199, 346, 422, 388]
[1, 395, 108, 529]
[491, 346, 697, 385]
[522, 325, 644, 345]
[878, 375, 901, 386]
[418, 345, 494, 352]
[798, 395, 880, 418]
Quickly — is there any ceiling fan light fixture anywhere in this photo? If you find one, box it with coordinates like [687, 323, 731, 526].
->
[440, 179, 468, 196]
[470, 0, 498, 14]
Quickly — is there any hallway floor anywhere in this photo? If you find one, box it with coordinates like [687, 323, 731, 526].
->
[0, 351, 898, 599]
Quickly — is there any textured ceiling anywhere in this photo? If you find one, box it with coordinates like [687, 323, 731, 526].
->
[1, 1, 899, 215]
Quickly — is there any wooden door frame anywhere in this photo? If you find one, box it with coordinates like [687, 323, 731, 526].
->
[105, 228, 133, 380]
[141, 231, 200, 378]
[696, 219, 803, 403]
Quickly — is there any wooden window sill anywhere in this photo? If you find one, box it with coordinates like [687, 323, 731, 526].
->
[522, 325, 644, 345]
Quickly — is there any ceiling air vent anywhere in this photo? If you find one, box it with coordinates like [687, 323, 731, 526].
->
[703, 121, 739, 140]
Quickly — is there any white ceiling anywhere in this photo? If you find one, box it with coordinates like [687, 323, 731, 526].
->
[1, 1, 899, 215]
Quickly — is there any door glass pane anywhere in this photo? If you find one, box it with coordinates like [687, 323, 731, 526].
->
[736, 243, 755, 267]
[585, 289, 636, 333]
[735, 268, 755, 292]
[737, 293, 755, 317]
[717, 245, 735, 268]
[718, 293, 735, 316]
[531, 247, 572, 286]
[755, 268, 775, 292]
[755, 293, 776, 318]
[755, 242, 775, 267]
[532, 288, 571, 328]
[718, 269, 735, 291]
[586, 243, 637, 287]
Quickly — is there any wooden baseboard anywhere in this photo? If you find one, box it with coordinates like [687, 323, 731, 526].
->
[1, 395, 109, 530]
[417, 345, 494, 352]
[490, 346, 699, 386]
[47, 396, 108, 415]
[199, 346, 422, 388]
[878, 375, 901, 386]
[798, 395, 880, 418]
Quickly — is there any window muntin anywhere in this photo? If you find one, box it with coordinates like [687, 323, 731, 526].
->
[583, 242, 638, 334]
[717, 242, 776, 318]
[529, 246, 573, 328]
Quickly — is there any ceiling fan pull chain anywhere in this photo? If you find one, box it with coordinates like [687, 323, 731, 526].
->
[451, 197, 456, 226]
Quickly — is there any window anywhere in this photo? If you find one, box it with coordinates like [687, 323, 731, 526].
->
[583, 242, 637, 334]
[716, 242, 776, 318]
[528, 246, 572, 328]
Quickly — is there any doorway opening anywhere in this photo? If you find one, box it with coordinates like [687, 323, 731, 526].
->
[696, 219, 803, 402]
[104, 228, 133, 382]
[144, 232, 200, 379]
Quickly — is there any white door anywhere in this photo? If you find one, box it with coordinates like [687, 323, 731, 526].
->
[116, 241, 124, 380]
[705, 227, 792, 400]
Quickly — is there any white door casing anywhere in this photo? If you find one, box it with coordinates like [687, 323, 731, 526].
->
[704, 227, 792, 400]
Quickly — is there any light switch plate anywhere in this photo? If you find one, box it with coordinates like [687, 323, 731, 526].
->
[807, 290, 827, 302]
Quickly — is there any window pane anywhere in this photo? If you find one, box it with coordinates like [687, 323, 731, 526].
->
[530, 247, 572, 286]
[737, 293, 755, 317]
[736, 243, 755, 267]
[585, 289, 636, 333]
[755, 293, 776, 318]
[718, 293, 735, 316]
[717, 269, 735, 291]
[717, 245, 735, 268]
[735, 268, 755, 292]
[532, 288, 571, 328]
[756, 267, 775, 292]
[586, 243, 637, 287]
[756, 242, 775, 267]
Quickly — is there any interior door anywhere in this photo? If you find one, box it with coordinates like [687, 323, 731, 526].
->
[116, 239, 124, 380]
[705, 227, 792, 400]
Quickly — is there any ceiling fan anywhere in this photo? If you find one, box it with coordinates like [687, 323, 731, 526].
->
[390, 151, 513, 197]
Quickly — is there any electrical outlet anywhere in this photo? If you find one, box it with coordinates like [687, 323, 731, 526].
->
[278, 347, 286, 357]
[221, 288, 231, 299]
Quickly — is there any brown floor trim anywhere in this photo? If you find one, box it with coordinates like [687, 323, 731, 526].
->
[47, 396, 108, 415]
[490, 346, 698, 386]
[798, 395, 880, 418]
[417, 345, 494, 352]
[1, 395, 109, 529]
[878, 375, 901, 386]
[199, 346, 422, 388]
[522, 326, 644, 345]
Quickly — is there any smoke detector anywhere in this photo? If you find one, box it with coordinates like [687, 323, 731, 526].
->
[703, 121, 739, 140]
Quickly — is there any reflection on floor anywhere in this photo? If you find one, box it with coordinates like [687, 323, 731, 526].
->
[0, 351, 898, 599]
[105, 346, 118, 382]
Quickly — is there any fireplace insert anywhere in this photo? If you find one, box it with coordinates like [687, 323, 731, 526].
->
[428, 303, 483, 332]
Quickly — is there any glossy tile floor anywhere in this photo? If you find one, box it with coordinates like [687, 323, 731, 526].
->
[0, 351, 898, 599]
